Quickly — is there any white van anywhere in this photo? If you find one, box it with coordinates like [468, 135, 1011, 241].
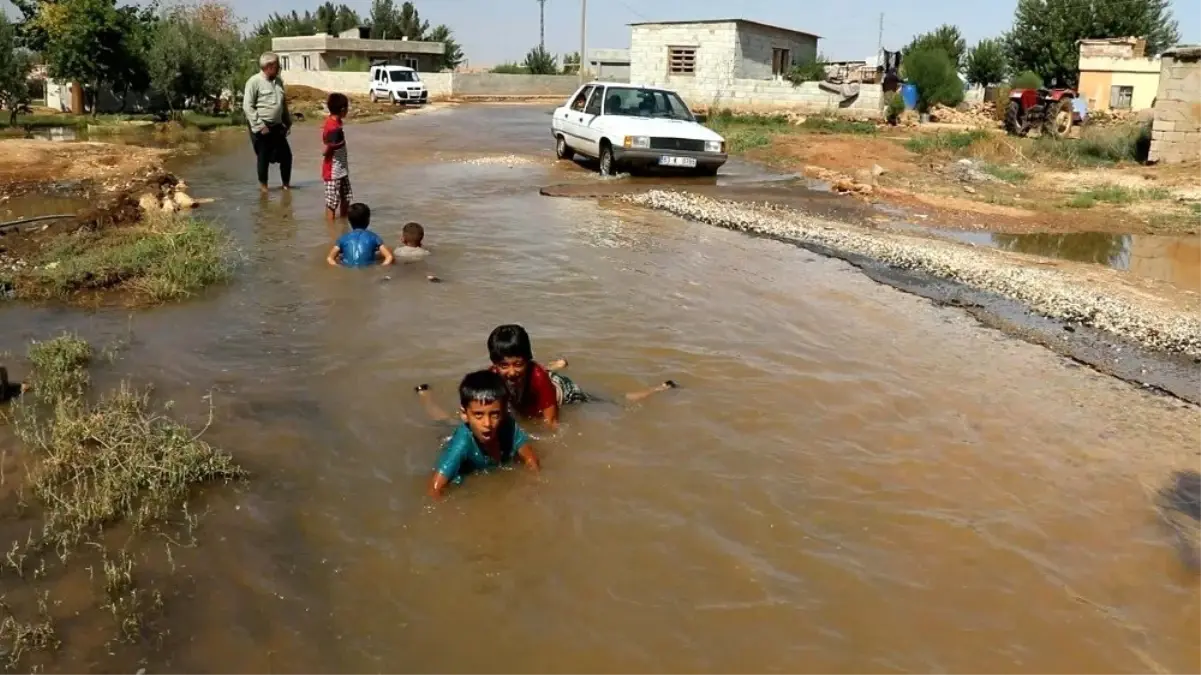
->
[368, 65, 428, 104]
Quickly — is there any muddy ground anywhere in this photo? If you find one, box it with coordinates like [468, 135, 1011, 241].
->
[737, 122, 1200, 236]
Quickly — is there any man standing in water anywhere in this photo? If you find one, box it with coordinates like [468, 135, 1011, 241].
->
[243, 52, 293, 193]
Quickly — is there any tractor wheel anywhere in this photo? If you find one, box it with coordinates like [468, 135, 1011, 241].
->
[1004, 100, 1027, 136]
[1044, 97, 1073, 138]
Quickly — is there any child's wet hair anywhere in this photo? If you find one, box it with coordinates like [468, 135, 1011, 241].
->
[348, 203, 370, 229]
[327, 92, 349, 115]
[459, 370, 509, 408]
[487, 324, 533, 363]
[402, 222, 424, 245]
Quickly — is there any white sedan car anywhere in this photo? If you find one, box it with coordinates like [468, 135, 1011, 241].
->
[551, 82, 727, 176]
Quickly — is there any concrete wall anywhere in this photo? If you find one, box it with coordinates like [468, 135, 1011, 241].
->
[1078, 55, 1161, 110]
[281, 70, 565, 99]
[683, 79, 883, 115]
[630, 23, 737, 90]
[452, 73, 579, 96]
[734, 23, 818, 80]
[1149, 45, 1201, 164]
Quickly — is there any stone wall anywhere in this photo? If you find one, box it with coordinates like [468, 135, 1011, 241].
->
[630, 22, 738, 89]
[678, 79, 883, 115]
[1149, 45, 1201, 164]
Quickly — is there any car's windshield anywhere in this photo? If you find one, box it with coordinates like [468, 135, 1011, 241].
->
[601, 87, 694, 121]
[388, 70, 417, 82]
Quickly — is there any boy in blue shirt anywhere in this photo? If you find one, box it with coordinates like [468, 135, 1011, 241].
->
[428, 370, 540, 498]
[327, 203, 394, 267]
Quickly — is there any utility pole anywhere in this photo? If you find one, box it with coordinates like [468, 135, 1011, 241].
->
[579, 0, 587, 83]
[876, 12, 884, 63]
[538, 0, 546, 51]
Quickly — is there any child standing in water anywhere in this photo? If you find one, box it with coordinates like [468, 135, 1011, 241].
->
[394, 222, 430, 260]
[327, 203, 394, 267]
[427, 370, 540, 498]
[321, 93, 352, 221]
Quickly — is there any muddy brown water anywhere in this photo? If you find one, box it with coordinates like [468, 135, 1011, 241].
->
[1, 105, 1199, 672]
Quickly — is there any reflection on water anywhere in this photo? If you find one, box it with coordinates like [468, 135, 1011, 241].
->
[993, 231, 1201, 291]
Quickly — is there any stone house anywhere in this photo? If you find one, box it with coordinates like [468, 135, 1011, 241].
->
[1148, 45, 1201, 164]
[271, 27, 445, 72]
[1076, 37, 1161, 111]
[624, 19, 883, 114]
[629, 19, 819, 97]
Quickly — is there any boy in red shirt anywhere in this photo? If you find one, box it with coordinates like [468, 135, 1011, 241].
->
[321, 93, 352, 221]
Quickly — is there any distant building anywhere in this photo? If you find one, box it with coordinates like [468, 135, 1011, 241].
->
[271, 28, 445, 72]
[1077, 37, 1161, 111]
[629, 19, 820, 87]
[587, 48, 630, 82]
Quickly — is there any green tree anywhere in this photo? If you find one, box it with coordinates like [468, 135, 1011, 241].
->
[905, 24, 966, 68]
[905, 47, 964, 112]
[561, 50, 580, 74]
[786, 54, 829, 84]
[427, 24, 464, 70]
[0, 12, 34, 124]
[964, 38, 1008, 86]
[368, 0, 398, 39]
[522, 45, 557, 75]
[396, 1, 428, 40]
[148, 4, 237, 113]
[491, 62, 527, 74]
[1010, 70, 1043, 88]
[34, 0, 134, 116]
[1005, 0, 1179, 88]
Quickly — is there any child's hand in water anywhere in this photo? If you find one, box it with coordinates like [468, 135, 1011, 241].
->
[547, 358, 568, 371]
[427, 275, 441, 283]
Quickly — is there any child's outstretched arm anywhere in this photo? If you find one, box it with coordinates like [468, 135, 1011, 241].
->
[378, 244, 394, 265]
[516, 442, 540, 471]
[538, 404, 560, 430]
[326, 245, 341, 266]
[625, 380, 678, 403]
[415, 385, 454, 422]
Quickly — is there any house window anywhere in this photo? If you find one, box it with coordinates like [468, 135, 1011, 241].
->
[771, 48, 791, 78]
[1110, 85, 1133, 110]
[301, 55, 312, 71]
[403, 57, 419, 70]
[668, 46, 696, 75]
[280, 55, 290, 71]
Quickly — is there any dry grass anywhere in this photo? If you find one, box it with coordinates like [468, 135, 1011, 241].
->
[0, 333, 246, 668]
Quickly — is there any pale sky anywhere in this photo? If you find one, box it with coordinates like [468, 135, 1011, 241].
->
[4, 0, 1199, 67]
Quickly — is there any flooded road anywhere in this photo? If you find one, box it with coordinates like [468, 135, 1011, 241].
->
[2, 105, 1199, 672]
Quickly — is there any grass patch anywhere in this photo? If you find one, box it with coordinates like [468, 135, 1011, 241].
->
[1030, 122, 1151, 167]
[0, 334, 247, 666]
[798, 116, 877, 135]
[904, 130, 990, 155]
[179, 112, 241, 131]
[981, 163, 1030, 183]
[9, 215, 237, 303]
[706, 110, 794, 154]
[1066, 184, 1172, 208]
[0, 113, 155, 129]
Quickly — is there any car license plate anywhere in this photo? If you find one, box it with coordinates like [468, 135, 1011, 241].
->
[659, 155, 697, 168]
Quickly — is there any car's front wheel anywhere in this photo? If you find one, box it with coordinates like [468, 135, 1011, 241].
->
[555, 135, 574, 161]
[599, 142, 616, 177]
[369, 90, 378, 103]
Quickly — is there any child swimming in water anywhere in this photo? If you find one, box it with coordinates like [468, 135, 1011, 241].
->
[417, 324, 674, 430]
[392, 221, 440, 281]
[327, 203, 394, 267]
[427, 370, 540, 498]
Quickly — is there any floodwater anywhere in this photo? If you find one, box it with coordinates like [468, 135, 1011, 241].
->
[2, 105, 1200, 672]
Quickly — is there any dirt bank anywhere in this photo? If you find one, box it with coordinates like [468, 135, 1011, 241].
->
[617, 190, 1201, 402]
[717, 118, 1200, 237]
[0, 139, 170, 200]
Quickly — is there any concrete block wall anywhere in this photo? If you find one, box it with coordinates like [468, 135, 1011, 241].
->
[734, 26, 817, 80]
[630, 23, 738, 91]
[451, 73, 579, 96]
[1149, 46, 1201, 164]
[672, 79, 883, 115]
[281, 71, 568, 99]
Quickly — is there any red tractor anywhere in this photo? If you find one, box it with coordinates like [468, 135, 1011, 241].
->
[1004, 88, 1078, 138]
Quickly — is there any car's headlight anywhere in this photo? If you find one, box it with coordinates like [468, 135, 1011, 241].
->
[705, 140, 724, 153]
[623, 136, 650, 149]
